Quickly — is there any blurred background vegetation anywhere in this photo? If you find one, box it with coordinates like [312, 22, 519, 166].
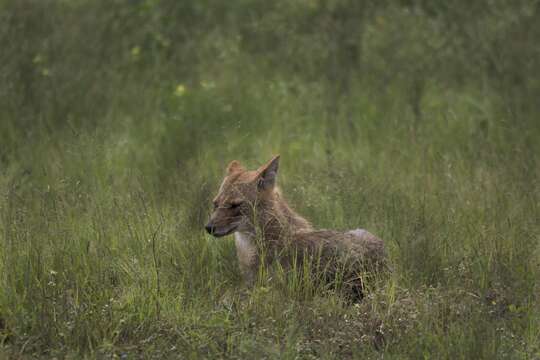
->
[1, 0, 539, 358]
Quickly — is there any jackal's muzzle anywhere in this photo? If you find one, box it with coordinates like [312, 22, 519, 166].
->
[204, 222, 238, 237]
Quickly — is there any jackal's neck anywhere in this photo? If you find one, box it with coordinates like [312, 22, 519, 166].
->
[256, 188, 312, 240]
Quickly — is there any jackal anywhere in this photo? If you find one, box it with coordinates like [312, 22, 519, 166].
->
[205, 155, 387, 297]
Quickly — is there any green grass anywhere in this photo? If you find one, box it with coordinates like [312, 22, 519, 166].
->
[1, 1, 539, 358]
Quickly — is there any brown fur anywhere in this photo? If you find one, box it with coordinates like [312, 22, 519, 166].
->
[205, 155, 387, 297]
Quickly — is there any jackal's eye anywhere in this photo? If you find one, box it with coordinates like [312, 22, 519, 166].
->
[212, 201, 219, 209]
[221, 202, 242, 210]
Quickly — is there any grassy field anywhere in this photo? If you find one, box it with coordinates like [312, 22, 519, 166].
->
[1, 1, 539, 358]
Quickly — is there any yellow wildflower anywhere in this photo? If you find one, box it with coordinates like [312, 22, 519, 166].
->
[174, 84, 187, 97]
[131, 46, 141, 58]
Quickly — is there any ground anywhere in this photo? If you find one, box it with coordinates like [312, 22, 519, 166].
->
[1, 1, 539, 358]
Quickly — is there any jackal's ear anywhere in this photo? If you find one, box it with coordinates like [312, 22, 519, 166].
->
[226, 160, 245, 174]
[256, 155, 280, 190]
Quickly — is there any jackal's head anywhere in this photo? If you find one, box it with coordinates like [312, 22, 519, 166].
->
[205, 155, 280, 237]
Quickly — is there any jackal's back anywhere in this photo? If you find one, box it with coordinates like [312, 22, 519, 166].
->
[293, 228, 387, 271]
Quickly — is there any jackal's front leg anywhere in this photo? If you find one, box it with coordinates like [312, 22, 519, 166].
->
[238, 260, 258, 287]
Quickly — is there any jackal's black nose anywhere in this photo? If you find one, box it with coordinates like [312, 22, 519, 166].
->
[205, 224, 214, 234]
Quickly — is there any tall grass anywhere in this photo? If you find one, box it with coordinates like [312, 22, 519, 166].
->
[1, 0, 539, 358]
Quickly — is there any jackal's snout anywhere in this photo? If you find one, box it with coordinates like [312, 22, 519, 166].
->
[204, 214, 239, 237]
[204, 223, 215, 235]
